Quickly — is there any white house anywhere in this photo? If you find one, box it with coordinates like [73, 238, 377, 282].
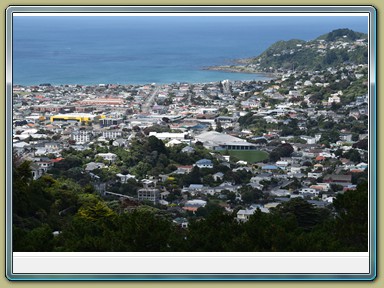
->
[299, 188, 319, 196]
[237, 208, 256, 222]
[328, 95, 341, 104]
[275, 161, 289, 169]
[116, 173, 136, 183]
[195, 159, 213, 169]
[149, 132, 187, 141]
[96, 152, 117, 162]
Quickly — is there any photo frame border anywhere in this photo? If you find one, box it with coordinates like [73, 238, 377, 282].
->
[5, 5, 377, 281]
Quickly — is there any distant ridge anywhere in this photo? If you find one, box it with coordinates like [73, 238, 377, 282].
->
[207, 29, 368, 74]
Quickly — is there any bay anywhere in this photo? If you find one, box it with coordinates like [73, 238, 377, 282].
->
[12, 16, 368, 85]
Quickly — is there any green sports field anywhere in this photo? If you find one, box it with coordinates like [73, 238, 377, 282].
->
[226, 150, 269, 163]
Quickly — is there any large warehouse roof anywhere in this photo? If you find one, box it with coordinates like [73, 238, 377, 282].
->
[195, 131, 250, 145]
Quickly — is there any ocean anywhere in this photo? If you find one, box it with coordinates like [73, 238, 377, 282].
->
[12, 15, 368, 86]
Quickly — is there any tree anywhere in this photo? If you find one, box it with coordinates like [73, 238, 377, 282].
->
[344, 149, 361, 163]
[202, 174, 215, 186]
[269, 143, 294, 161]
[131, 161, 152, 179]
[195, 203, 225, 218]
[320, 129, 340, 146]
[215, 120, 223, 132]
[272, 198, 329, 231]
[182, 166, 202, 185]
[332, 181, 368, 251]
[185, 210, 240, 252]
[352, 139, 368, 151]
[77, 201, 116, 222]
[238, 186, 263, 204]
[14, 224, 54, 252]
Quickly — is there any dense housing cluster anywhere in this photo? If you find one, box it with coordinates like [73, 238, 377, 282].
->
[12, 29, 369, 252]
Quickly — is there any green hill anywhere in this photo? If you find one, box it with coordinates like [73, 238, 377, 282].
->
[316, 28, 367, 42]
[246, 29, 368, 72]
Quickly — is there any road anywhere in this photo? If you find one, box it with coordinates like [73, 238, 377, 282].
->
[141, 86, 160, 113]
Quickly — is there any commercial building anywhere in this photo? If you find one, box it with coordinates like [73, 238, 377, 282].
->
[195, 131, 257, 151]
[50, 113, 104, 124]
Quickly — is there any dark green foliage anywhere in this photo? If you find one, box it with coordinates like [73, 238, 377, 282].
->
[272, 198, 328, 231]
[351, 170, 368, 185]
[249, 29, 367, 72]
[238, 185, 264, 204]
[269, 143, 294, 162]
[195, 202, 225, 218]
[332, 181, 368, 251]
[12, 147, 369, 252]
[185, 211, 241, 252]
[224, 169, 252, 185]
[319, 129, 340, 147]
[57, 209, 182, 252]
[13, 224, 54, 252]
[344, 149, 362, 163]
[353, 139, 368, 150]
[317, 28, 367, 42]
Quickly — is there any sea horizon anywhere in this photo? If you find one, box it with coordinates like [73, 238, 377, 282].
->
[13, 16, 368, 86]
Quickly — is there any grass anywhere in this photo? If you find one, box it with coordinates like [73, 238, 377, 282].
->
[225, 150, 269, 163]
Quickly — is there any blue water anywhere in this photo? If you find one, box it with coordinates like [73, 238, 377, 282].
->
[13, 16, 368, 85]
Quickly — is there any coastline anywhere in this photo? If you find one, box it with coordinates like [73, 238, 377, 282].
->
[202, 65, 280, 80]
[13, 69, 278, 87]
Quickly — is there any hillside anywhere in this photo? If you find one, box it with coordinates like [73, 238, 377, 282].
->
[207, 29, 368, 74]
[316, 28, 367, 42]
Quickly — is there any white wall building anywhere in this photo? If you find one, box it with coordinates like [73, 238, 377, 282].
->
[71, 131, 91, 144]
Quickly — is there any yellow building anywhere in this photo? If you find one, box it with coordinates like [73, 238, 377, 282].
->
[50, 113, 105, 123]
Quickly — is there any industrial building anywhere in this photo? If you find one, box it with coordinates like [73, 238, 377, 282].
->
[195, 131, 257, 151]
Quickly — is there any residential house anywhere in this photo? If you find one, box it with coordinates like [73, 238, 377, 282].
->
[173, 217, 189, 228]
[181, 146, 195, 154]
[275, 161, 289, 170]
[112, 138, 129, 147]
[116, 173, 136, 183]
[270, 189, 290, 197]
[166, 139, 183, 147]
[299, 188, 319, 196]
[213, 172, 224, 182]
[85, 162, 105, 172]
[174, 165, 193, 174]
[324, 174, 352, 186]
[182, 199, 207, 213]
[339, 133, 353, 142]
[237, 208, 257, 222]
[30, 162, 45, 180]
[261, 164, 279, 171]
[195, 159, 213, 169]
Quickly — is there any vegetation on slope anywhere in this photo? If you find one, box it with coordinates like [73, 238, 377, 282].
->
[244, 29, 368, 72]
